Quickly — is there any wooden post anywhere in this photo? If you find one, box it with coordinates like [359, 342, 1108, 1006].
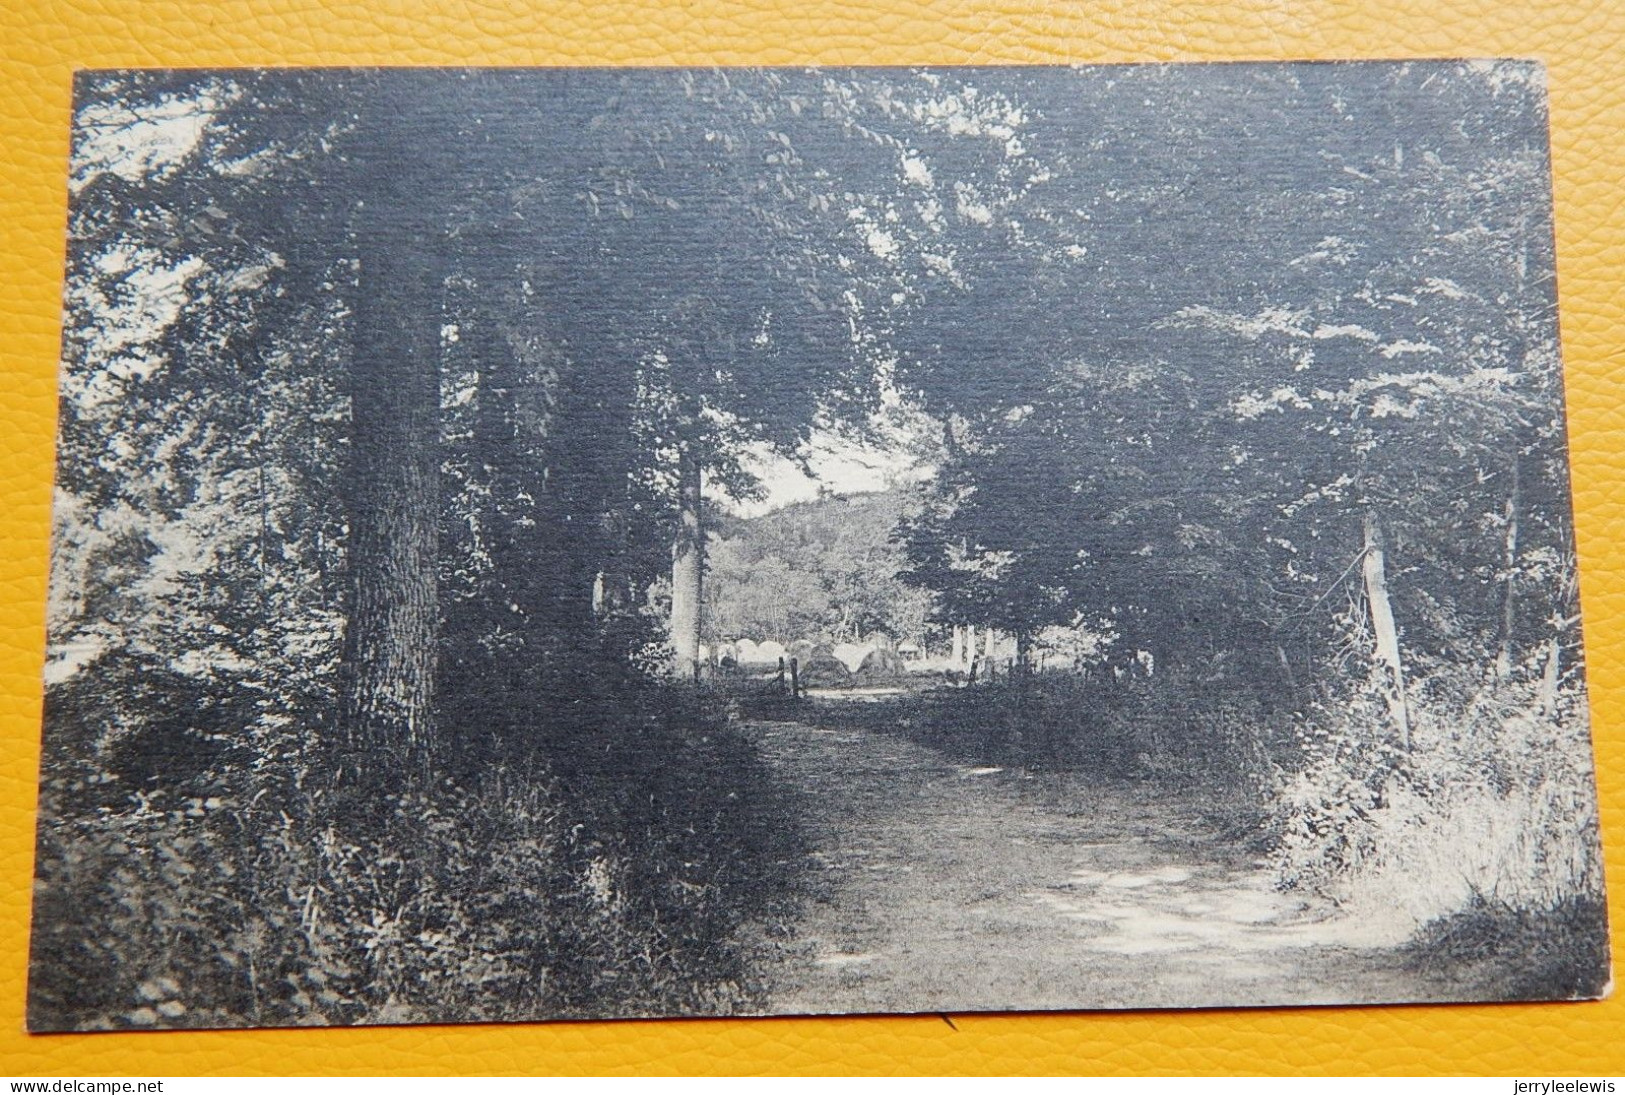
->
[670, 444, 704, 677]
[1362, 510, 1410, 750]
[1539, 637, 1561, 715]
[790, 657, 800, 699]
[777, 655, 787, 692]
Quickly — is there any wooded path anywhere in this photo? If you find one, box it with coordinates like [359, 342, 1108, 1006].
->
[741, 697, 1458, 1016]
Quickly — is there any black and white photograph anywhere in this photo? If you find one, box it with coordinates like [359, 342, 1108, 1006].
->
[29, 61, 1609, 1030]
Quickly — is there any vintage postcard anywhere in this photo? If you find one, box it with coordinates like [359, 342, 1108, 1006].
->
[30, 62, 1608, 1030]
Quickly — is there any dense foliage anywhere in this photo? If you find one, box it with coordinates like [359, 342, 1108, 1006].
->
[860, 62, 1603, 980]
[38, 68, 893, 1028]
[705, 491, 932, 646]
[33, 61, 1608, 1024]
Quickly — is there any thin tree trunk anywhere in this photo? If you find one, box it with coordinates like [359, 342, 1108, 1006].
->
[669, 443, 704, 676]
[1362, 510, 1410, 750]
[1497, 453, 1522, 676]
[1276, 643, 1297, 692]
[340, 187, 446, 767]
[553, 350, 640, 634]
[1499, 210, 1530, 677]
[1539, 635, 1561, 715]
[965, 624, 977, 671]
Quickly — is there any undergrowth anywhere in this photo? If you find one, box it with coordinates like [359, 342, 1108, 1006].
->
[1404, 893, 1610, 1000]
[28, 650, 808, 1030]
[878, 668, 1294, 795]
[1266, 660, 1609, 993]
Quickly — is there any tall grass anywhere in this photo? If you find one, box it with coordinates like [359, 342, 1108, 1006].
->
[1267, 664, 1608, 992]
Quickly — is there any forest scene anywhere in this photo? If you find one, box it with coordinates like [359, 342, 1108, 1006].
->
[30, 61, 1609, 1030]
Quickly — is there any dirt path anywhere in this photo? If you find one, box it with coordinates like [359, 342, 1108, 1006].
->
[742, 700, 1455, 1016]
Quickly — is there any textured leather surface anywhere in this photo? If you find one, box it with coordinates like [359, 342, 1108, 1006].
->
[2, 0, 1623, 1076]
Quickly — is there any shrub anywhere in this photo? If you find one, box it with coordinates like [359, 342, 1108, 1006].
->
[1405, 892, 1611, 1000]
[1266, 661, 1609, 971]
[882, 665, 1290, 795]
[28, 652, 807, 1030]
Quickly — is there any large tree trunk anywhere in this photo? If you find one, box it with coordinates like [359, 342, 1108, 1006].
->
[338, 100, 449, 768]
[529, 296, 647, 653]
[1362, 510, 1410, 750]
[543, 353, 637, 636]
[669, 443, 704, 677]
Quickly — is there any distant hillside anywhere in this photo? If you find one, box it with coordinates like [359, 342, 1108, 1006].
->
[704, 489, 933, 646]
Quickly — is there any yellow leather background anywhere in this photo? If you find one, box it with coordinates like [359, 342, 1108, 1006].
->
[2, 0, 1623, 1076]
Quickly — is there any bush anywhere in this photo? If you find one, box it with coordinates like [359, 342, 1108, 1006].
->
[1405, 892, 1611, 1000]
[880, 666, 1290, 795]
[847, 672, 1143, 774]
[1266, 661, 1609, 967]
[28, 652, 808, 1030]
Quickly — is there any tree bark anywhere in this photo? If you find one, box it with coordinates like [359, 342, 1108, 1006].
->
[340, 174, 447, 766]
[1362, 510, 1410, 750]
[669, 443, 704, 676]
